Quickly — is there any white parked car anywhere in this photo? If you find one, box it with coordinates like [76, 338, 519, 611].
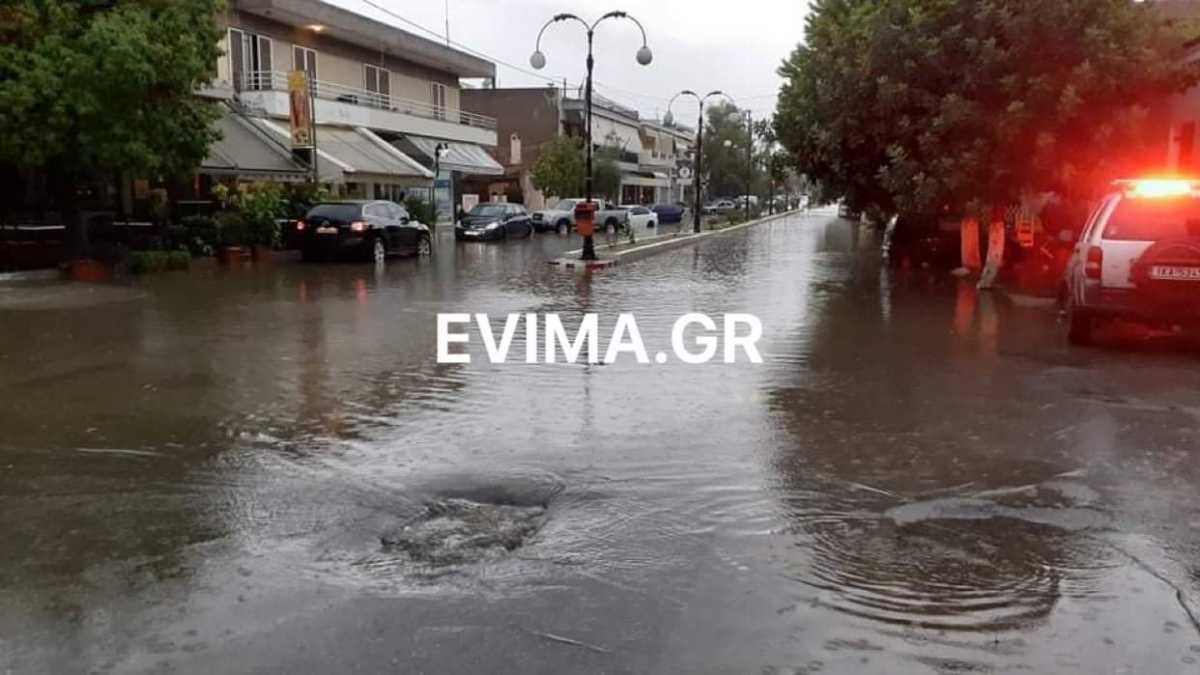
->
[619, 205, 657, 228]
[703, 200, 737, 215]
[1063, 178, 1200, 345]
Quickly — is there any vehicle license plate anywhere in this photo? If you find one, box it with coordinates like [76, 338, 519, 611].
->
[1150, 265, 1200, 281]
[316, 226, 338, 235]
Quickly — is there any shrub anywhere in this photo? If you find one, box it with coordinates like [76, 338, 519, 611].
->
[178, 215, 218, 256]
[404, 195, 437, 225]
[128, 251, 169, 274]
[166, 250, 191, 270]
[214, 210, 248, 247]
[229, 183, 286, 248]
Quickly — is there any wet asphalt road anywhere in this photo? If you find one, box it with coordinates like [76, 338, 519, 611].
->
[2, 210, 1200, 673]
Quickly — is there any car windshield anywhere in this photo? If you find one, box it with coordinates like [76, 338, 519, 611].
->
[553, 199, 577, 211]
[1103, 197, 1200, 241]
[306, 203, 361, 221]
[468, 204, 507, 217]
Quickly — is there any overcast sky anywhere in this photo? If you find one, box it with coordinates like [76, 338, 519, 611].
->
[328, 0, 810, 121]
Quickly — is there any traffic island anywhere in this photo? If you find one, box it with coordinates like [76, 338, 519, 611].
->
[549, 211, 794, 270]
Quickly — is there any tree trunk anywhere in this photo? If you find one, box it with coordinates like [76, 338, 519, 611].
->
[51, 168, 89, 260]
[977, 217, 1006, 290]
[960, 217, 982, 272]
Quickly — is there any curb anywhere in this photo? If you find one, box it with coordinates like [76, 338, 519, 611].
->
[550, 211, 795, 270]
[0, 268, 62, 283]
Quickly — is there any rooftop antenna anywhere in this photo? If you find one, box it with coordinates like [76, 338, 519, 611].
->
[444, 0, 450, 47]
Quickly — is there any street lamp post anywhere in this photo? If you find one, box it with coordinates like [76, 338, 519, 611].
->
[664, 90, 730, 234]
[531, 11, 652, 261]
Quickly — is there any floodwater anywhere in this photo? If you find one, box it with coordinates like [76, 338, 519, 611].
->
[2, 211, 1200, 673]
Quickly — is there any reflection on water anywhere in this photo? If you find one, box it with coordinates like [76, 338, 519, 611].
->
[3, 216, 1200, 672]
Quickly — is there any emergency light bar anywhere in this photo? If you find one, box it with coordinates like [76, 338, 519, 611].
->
[1117, 178, 1198, 199]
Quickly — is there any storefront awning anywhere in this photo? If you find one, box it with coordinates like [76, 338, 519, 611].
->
[256, 120, 431, 184]
[621, 171, 670, 188]
[404, 136, 504, 176]
[201, 112, 310, 181]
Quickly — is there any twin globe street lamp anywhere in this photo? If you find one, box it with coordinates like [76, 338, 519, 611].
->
[531, 11, 652, 261]
[664, 90, 732, 234]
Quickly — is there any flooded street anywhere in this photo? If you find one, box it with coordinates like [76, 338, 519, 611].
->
[3, 211, 1200, 673]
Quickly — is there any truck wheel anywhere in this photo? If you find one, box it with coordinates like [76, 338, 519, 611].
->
[556, 220, 569, 235]
[1067, 306, 1094, 346]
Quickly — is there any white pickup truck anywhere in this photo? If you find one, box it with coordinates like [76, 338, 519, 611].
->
[531, 198, 629, 234]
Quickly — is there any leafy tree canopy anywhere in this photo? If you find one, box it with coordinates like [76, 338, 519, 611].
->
[776, 0, 1199, 218]
[703, 101, 754, 199]
[530, 135, 585, 200]
[0, 0, 225, 179]
[592, 147, 622, 201]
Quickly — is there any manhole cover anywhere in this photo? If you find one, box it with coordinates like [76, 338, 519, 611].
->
[380, 498, 547, 566]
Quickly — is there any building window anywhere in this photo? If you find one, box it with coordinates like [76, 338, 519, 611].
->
[364, 64, 391, 109]
[431, 82, 447, 120]
[509, 133, 521, 165]
[229, 28, 272, 91]
[293, 46, 317, 81]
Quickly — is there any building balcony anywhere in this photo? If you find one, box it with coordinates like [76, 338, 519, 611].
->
[638, 152, 676, 169]
[233, 71, 497, 147]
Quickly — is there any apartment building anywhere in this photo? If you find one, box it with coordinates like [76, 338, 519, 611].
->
[460, 86, 694, 209]
[638, 120, 696, 206]
[199, 0, 502, 218]
[458, 87, 564, 210]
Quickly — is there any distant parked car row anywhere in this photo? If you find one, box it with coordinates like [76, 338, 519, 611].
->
[288, 197, 697, 265]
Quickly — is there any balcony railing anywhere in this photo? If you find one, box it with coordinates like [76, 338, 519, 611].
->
[237, 70, 497, 131]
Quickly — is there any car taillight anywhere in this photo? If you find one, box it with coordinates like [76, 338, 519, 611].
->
[350, 221, 366, 232]
[295, 220, 306, 231]
[1085, 246, 1103, 280]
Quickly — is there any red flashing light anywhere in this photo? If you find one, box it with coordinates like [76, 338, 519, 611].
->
[1128, 179, 1195, 199]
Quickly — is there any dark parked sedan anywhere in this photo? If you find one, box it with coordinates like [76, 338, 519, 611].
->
[298, 200, 431, 263]
[652, 203, 686, 224]
[455, 203, 534, 241]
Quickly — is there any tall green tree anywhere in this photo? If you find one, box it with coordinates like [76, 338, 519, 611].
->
[702, 102, 754, 199]
[530, 135, 585, 200]
[776, 0, 1199, 221]
[0, 0, 225, 252]
[592, 146, 622, 202]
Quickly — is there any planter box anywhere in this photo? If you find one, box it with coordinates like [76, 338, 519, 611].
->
[251, 245, 274, 262]
[217, 246, 250, 265]
[66, 259, 112, 283]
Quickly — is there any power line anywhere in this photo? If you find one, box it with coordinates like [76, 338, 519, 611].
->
[357, 0, 779, 113]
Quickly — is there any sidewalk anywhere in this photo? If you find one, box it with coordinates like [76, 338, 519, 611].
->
[550, 211, 795, 270]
